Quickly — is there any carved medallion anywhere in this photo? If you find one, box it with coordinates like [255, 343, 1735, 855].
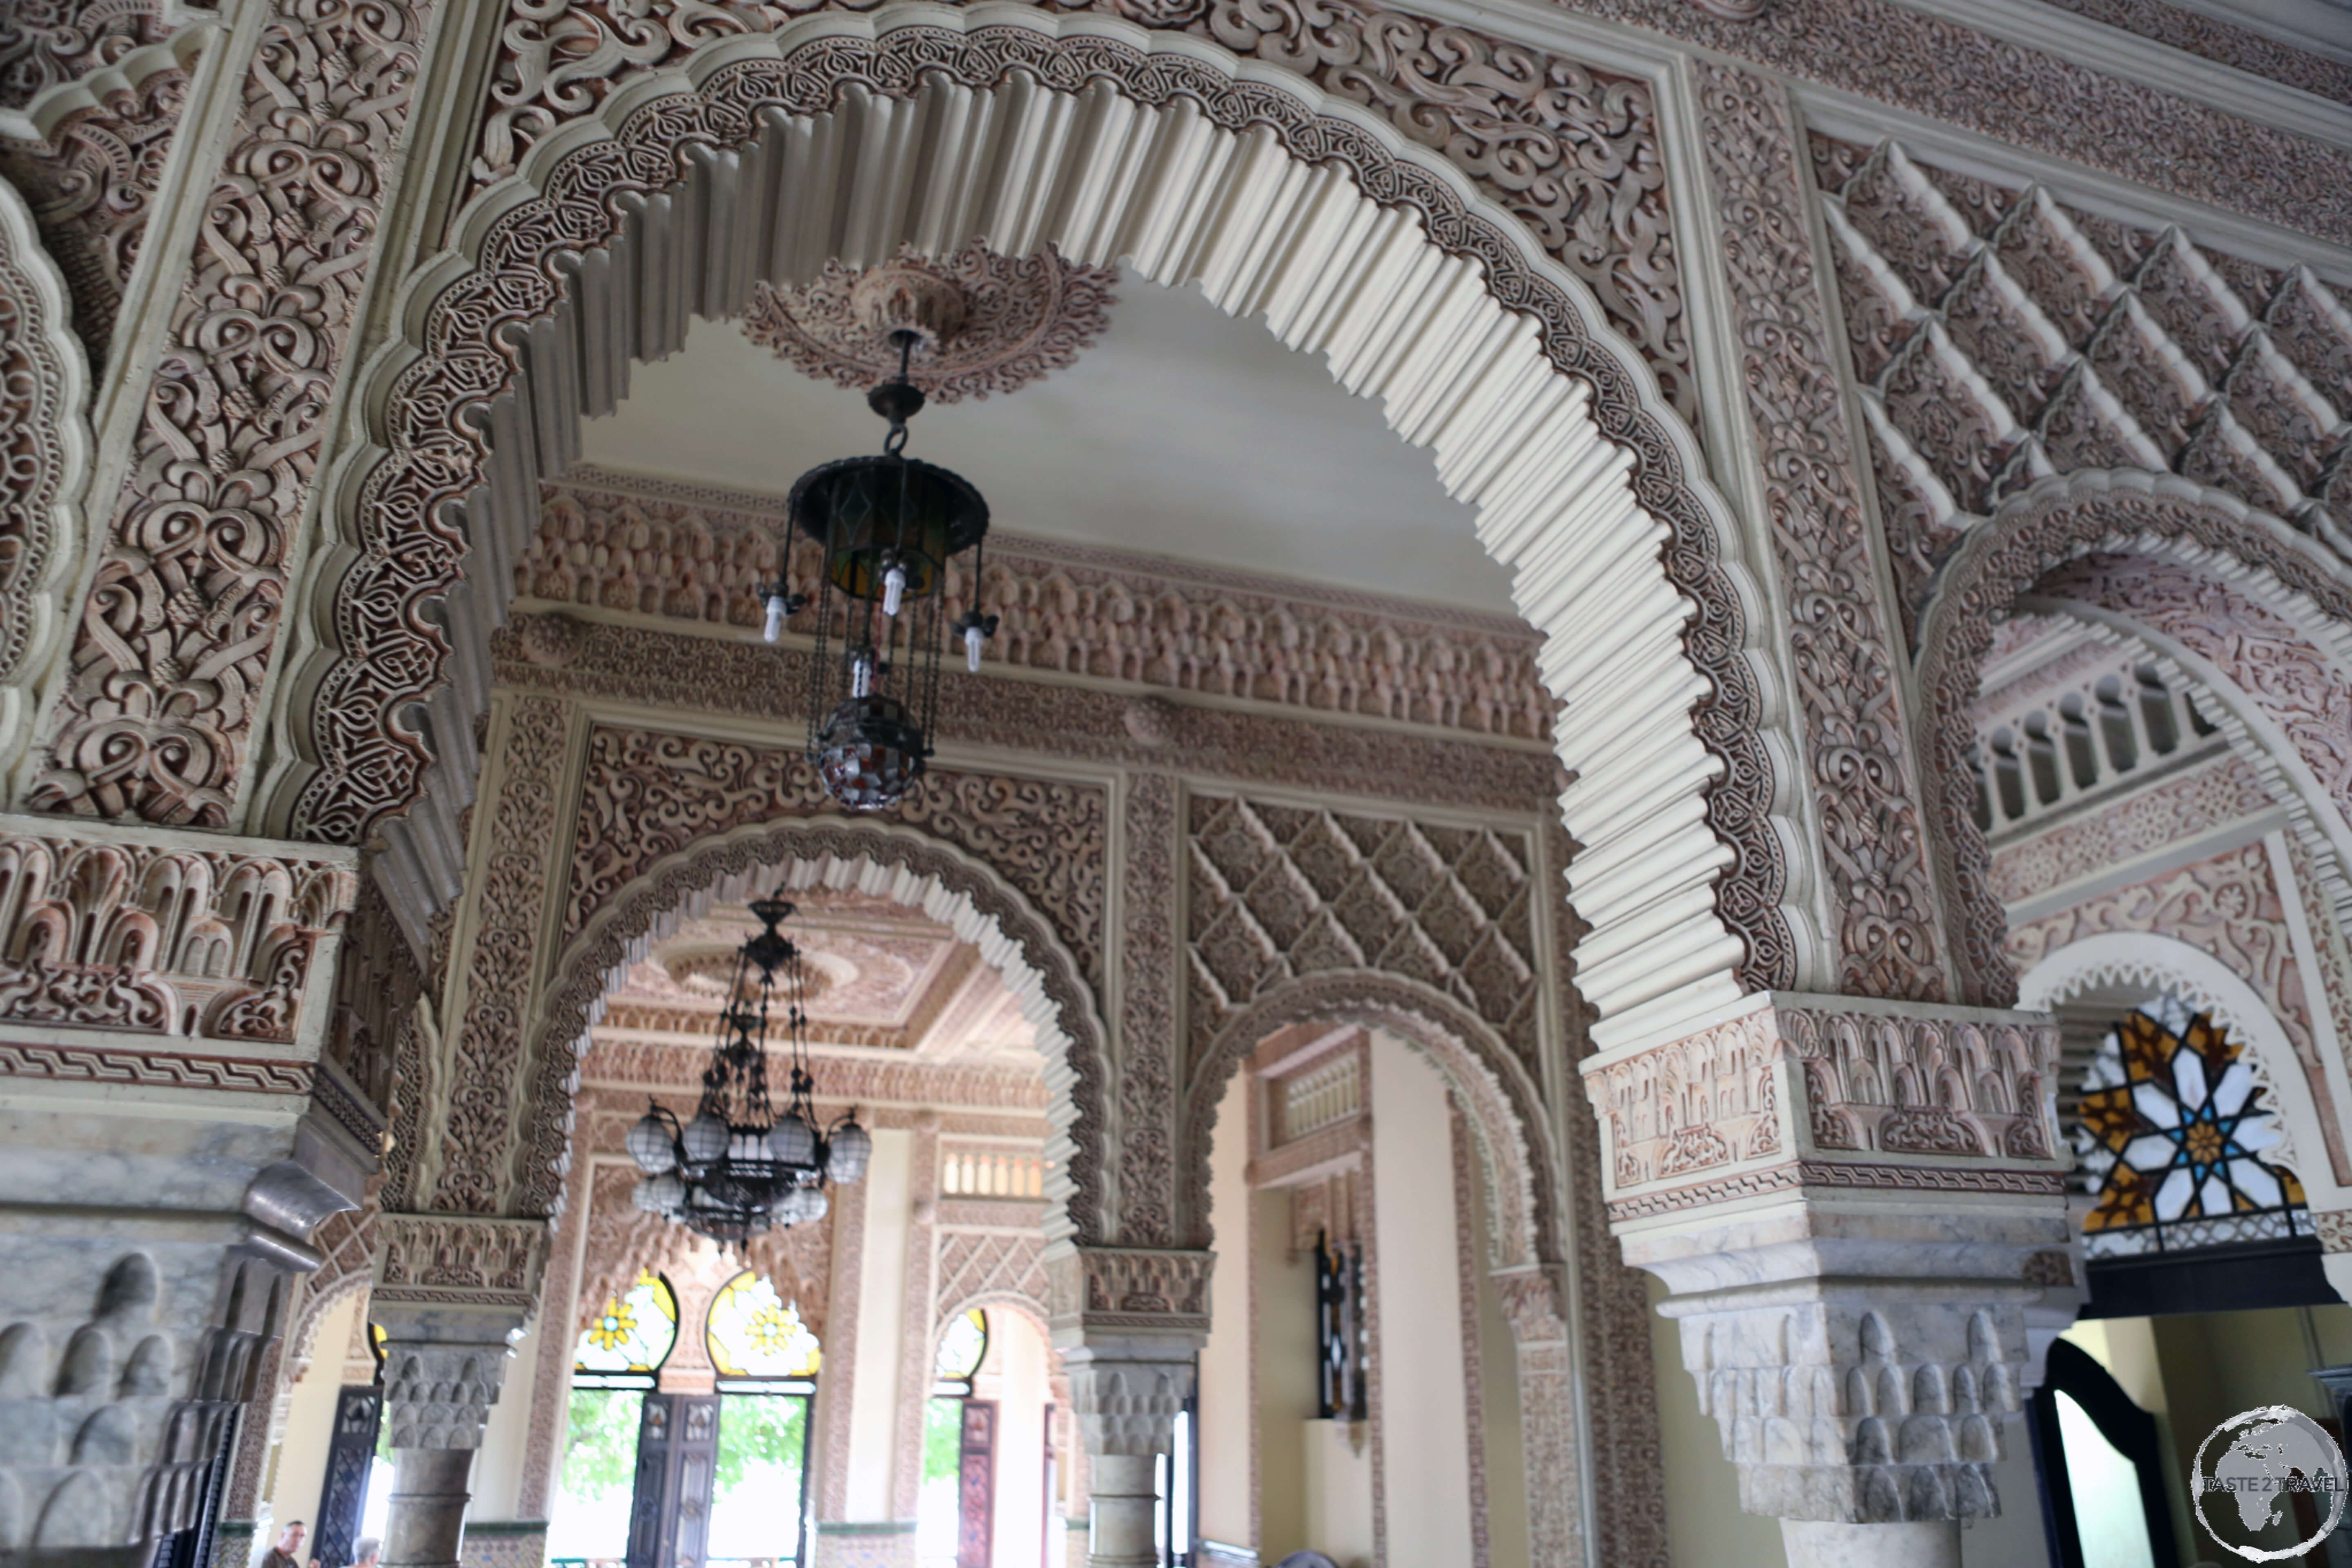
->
[739, 242, 1116, 403]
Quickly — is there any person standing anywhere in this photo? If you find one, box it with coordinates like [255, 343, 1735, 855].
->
[258, 1522, 309, 1568]
[349, 1538, 382, 1568]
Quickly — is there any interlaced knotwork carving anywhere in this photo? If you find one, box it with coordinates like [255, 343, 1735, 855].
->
[934, 1229, 1049, 1321]
[1186, 794, 1541, 1078]
[1699, 66, 1951, 1002]
[0, 63, 187, 365]
[28, 0, 430, 825]
[0, 0, 170, 110]
[289, 15, 1792, 1001]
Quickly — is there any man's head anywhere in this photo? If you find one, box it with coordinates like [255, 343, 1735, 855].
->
[351, 1538, 381, 1568]
[276, 1523, 306, 1555]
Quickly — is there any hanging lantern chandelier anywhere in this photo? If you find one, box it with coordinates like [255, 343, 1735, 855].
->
[626, 893, 871, 1242]
[764, 324, 998, 812]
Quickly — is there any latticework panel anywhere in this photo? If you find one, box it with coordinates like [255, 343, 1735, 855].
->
[1186, 796, 1540, 1078]
[1812, 136, 2352, 637]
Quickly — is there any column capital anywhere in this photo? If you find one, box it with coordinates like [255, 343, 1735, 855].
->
[1045, 1243, 1212, 1343]
[1583, 993, 2075, 1528]
[375, 1211, 548, 1314]
[1059, 1349, 1194, 1460]
[372, 1302, 528, 1451]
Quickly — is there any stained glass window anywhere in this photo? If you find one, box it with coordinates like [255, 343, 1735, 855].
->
[572, 1270, 679, 1384]
[933, 1309, 987, 1392]
[2074, 996, 2308, 1258]
[706, 1271, 821, 1383]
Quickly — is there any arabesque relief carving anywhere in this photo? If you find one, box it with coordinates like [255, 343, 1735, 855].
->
[0, 172, 87, 769]
[0, 62, 189, 363]
[740, 241, 1117, 403]
[28, 0, 431, 825]
[1989, 752, 2273, 905]
[1589, 1001, 2061, 1217]
[0, 824, 355, 1042]
[287, 13, 1794, 1015]
[2009, 840, 2349, 1181]
[1699, 64, 1951, 1005]
[0, 0, 172, 109]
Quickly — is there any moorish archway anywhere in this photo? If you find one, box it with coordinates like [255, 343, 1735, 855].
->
[260, 4, 1805, 1052]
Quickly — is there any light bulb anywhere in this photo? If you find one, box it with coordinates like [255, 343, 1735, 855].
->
[849, 647, 875, 698]
[881, 564, 906, 617]
[964, 622, 985, 673]
[764, 593, 788, 643]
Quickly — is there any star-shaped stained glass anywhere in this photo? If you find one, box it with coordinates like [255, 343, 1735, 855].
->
[2074, 997, 2307, 1258]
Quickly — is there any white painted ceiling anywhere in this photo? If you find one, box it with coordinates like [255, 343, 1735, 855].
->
[581, 272, 1519, 615]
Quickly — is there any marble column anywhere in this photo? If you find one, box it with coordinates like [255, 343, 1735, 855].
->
[1584, 994, 2074, 1561]
[372, 1304, 530, 1568]
[1047, 1247, 1212, 1568]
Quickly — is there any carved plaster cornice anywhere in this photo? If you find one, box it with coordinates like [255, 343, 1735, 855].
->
[492, 616, 1559, 816]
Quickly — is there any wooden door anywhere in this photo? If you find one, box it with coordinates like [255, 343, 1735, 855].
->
[956, 1399, 997, 1568]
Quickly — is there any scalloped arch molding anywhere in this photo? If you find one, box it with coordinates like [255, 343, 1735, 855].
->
[536, 820, 1109, 1241]
[258, 3, 1806, 1050]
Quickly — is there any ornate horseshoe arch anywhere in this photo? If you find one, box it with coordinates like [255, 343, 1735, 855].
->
[526, 816, 1115, 1245]
[256, 2, 1804, 1046]
[1918, 470, 2352, 1007]
[1181, 971, 1561, 1273]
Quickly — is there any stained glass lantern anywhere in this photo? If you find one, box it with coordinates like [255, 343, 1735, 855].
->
[2074, 996, 2309, 1257]
[766, 332, 998, 812]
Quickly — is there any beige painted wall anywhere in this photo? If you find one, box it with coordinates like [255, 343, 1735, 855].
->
[1301, 1421, 1374, 1568]
[847, 1127, 915, 1521]
[1252, 1186, 1317, 1559]
[257, 1291, 365, 1548]
[978, 1310, 1050, 1568]
[1466, 1144, 1528, 1568]
[471, 1313, 543, 1519]
[1197, 1069, 1253, 1549]
[1368, 1032, 1475, 1565]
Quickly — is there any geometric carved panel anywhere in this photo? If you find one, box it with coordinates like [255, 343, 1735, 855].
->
[1187, 795, 1539, 1079]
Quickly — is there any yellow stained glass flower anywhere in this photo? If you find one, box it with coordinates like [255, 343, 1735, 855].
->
[587, 1298, 638, 1352]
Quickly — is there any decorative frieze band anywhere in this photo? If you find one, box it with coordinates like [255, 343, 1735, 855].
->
[376, 1212, 548, 1311]
[1586, 996, 2064, 1225]
[0, 818, 357, 1046]
[526, 473, 1554, 743]
[1046, 1245, 1214, 1336]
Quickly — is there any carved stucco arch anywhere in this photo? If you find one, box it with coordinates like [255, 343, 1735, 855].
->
[1918, 470, 2352, 1009]
[0, 170, 91, 777]
[259, 2, 1804, 1047]
[528, 816, 1114, 1244]
[1181, 970, 1561, 1276]
[2017, 931, 2347, 1212]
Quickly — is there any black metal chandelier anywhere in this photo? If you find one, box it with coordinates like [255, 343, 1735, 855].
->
[626, 893, 871, 1242]
[764, 330, 998, 812]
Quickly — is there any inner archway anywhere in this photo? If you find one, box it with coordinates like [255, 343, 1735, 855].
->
[265, 2, 1801, 1050]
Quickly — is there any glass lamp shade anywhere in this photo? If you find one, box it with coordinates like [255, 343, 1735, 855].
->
[816, 695, 927, 810]
[627, 1112, 677, 1173]
[633, 1173, 685, 1214]
[770, 1114, 818, 1167]
[827, 1121, 873, 1184]
[681, 1112, 730, 1167]
[788, 454, 987, 601]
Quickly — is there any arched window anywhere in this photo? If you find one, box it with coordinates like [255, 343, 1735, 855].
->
[704, 1272, 818, 1568]
[552, 1271, 679, 1567]
[920, 1311, 992, 1568]
[2073, 996, 2308, 1258]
